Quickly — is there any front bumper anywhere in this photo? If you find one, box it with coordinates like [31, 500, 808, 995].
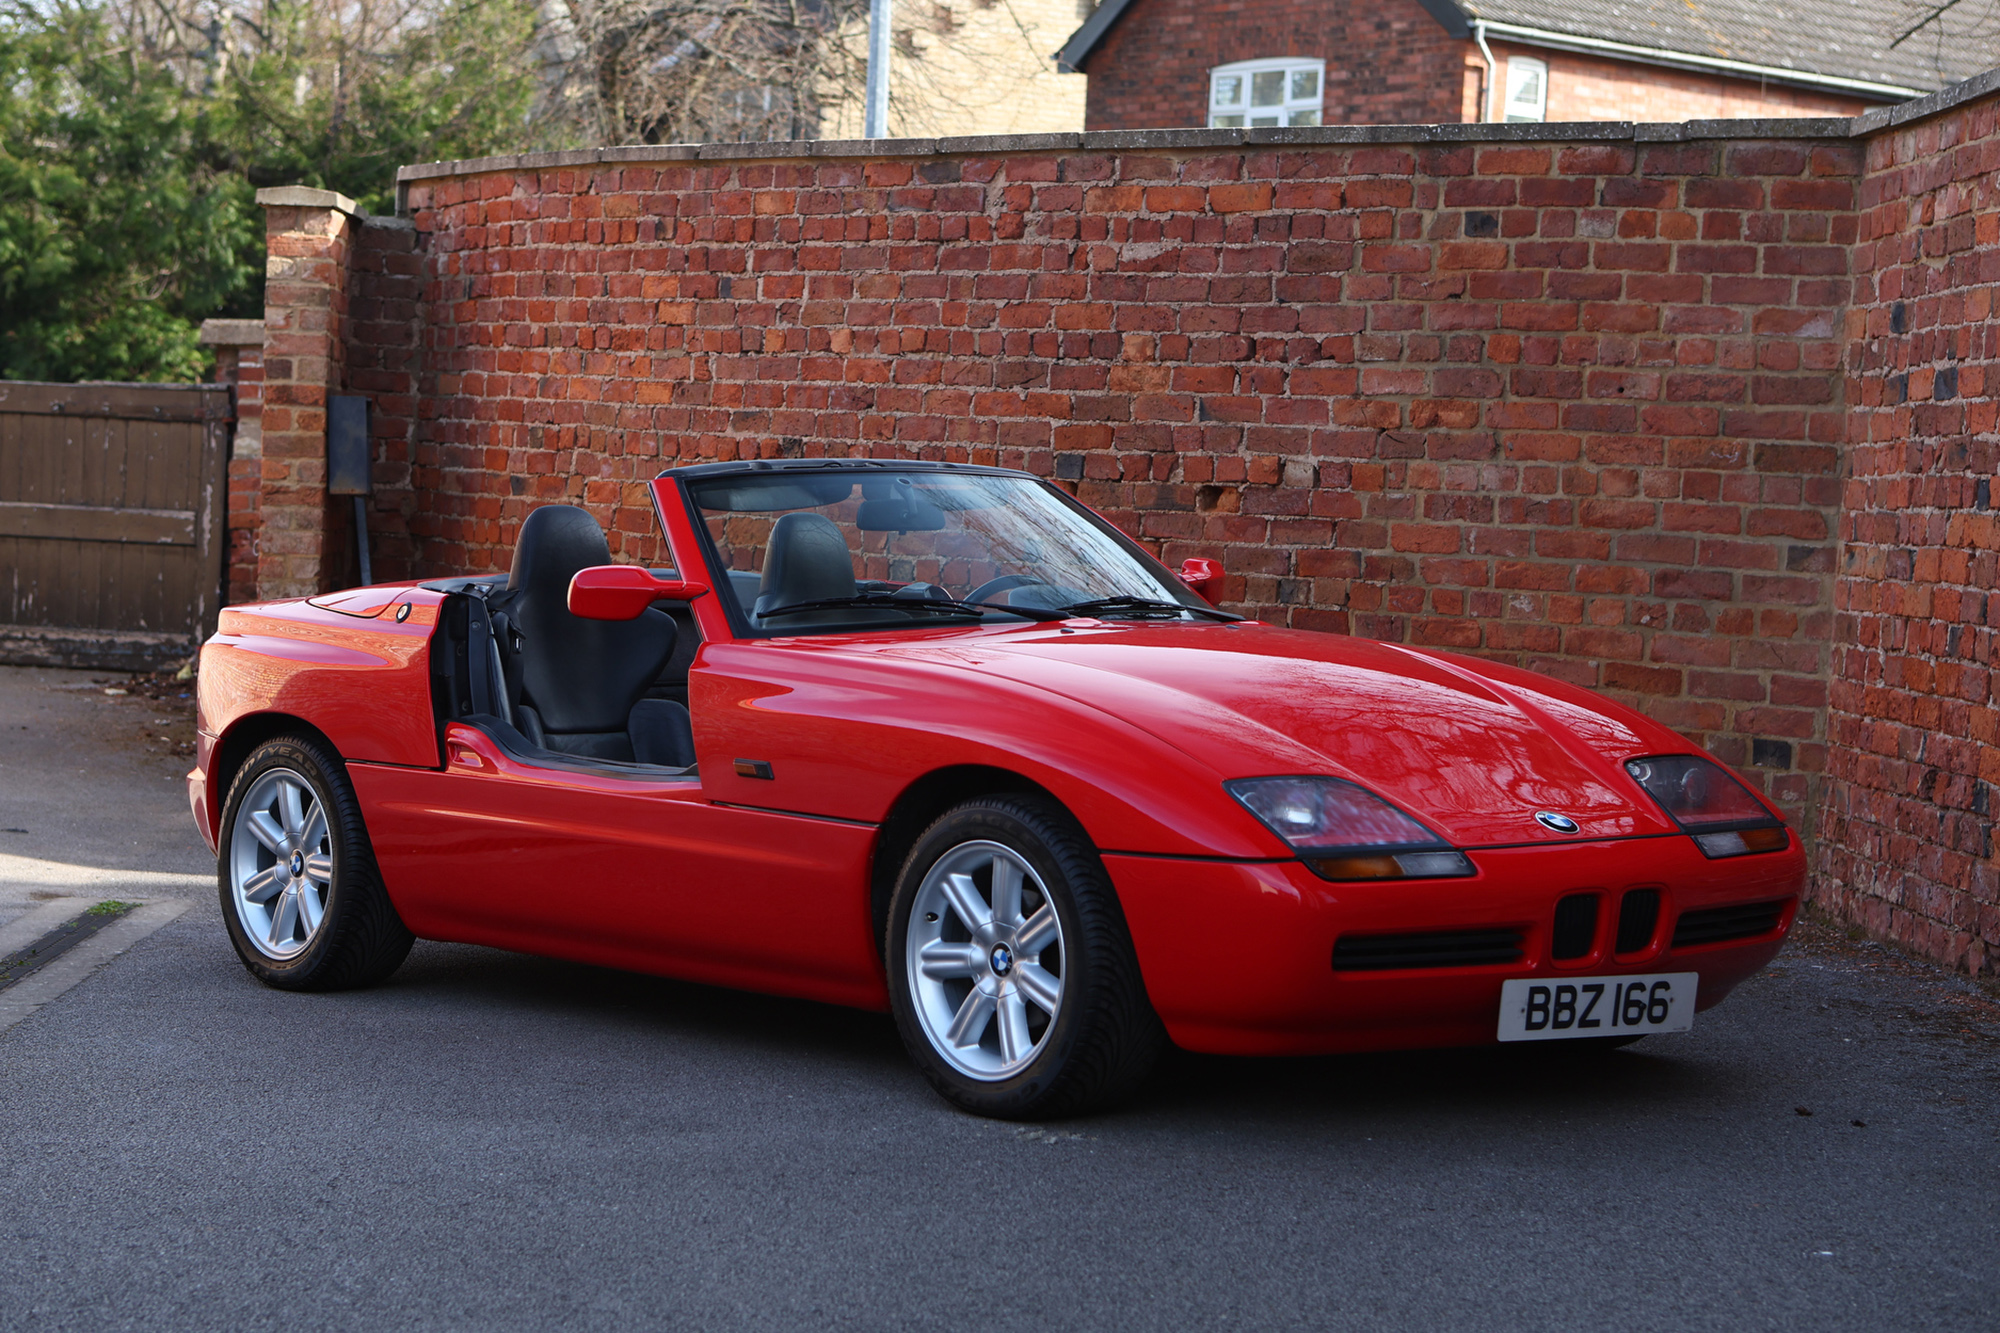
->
[1107, 834, 1804, 1056]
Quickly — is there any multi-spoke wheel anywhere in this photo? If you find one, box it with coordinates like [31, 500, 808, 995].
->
[217, 734, 413, 990]
[229, 768, 333, 959]
[887, 795, 1166, 1119]
[908, 840, 1066, 1079]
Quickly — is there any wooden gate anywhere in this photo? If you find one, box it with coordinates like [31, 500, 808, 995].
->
[0, 382, 231, 670]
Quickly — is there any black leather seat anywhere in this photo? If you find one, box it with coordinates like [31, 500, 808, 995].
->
[501, 505, 695, 767]
[752, 512, 856, 626]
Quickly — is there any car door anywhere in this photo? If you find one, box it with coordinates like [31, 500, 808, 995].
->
[355, 719, 883, 1007]
[353, 547, 886, 1007]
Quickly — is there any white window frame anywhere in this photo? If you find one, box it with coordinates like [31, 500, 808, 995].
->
[1503, 55, 1548, 123]
[1208, 58, 1326, 129]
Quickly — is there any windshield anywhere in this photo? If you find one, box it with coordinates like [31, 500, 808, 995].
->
[685, 470, 1224, 633]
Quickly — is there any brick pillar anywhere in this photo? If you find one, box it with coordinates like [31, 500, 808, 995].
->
[256, 185, 364, 599]
[198, 318, 266, 604]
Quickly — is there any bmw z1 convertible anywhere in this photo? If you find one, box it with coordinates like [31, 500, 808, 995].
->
[190, 458, 1803, 1117]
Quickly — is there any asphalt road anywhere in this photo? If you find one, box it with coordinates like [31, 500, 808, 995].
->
[1, 665, 1996, 1331]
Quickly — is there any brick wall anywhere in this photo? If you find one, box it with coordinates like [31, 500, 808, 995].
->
[1079, 0, 1469, 131]
[198, 320, 267, 605]
[1817, 85, 2000, 977]
[251, 73, 2000, 982]
[257, 187, 360, 598]
[347, 217, 428, 583]
[370, 125, 1861, 841]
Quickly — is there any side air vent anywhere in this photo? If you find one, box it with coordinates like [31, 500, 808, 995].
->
[1672, 899, 1788, 949]
[1551, 893, 1600, 961]
[1333, 928, 1525, 972]
[1616, 889, 1661, 955]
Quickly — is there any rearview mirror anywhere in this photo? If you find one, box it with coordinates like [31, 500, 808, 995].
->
[1176, 557, 1223, 601]
[856, 496, 947, 532]
[567, 565, 710, 620]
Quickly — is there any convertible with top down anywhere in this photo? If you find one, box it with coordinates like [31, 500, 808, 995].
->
[189, 458, 1803, 1117]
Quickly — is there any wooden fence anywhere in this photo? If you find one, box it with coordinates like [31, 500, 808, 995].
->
[0, 382, 231, 670]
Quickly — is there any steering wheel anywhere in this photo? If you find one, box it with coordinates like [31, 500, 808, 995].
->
[966, 574, 1042, 603]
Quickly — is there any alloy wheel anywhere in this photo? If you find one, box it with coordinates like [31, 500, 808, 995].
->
[227, 767, 333, 960]
[905, 839, 1066, 1080]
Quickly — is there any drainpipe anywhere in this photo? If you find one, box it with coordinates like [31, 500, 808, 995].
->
[865, 0, 892, 137]
[1473, 20, 1497, 123]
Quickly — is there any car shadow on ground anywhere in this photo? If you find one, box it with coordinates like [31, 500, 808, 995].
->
[1146, 1040, 1724, 1126]
[367, 937, 1730, 1132]
[385, 938, 913, 1067]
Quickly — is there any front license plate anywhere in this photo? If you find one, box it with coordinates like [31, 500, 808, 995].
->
[1496, 972, 1699, 1041]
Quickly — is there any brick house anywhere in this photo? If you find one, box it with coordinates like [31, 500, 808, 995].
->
[1057, 0, 1991, 129]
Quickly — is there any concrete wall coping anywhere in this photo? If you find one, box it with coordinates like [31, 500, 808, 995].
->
[391, 117, 1862, 187]
[387, 61, 2000, 197]
[197, 318, 266, 348]
[254, 185, 369, 220]
[1852, 64, 2000, 134]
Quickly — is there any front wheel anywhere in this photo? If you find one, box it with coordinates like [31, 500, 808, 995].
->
[218, 734, 413, 991]
[886, 795, 1166, 1118]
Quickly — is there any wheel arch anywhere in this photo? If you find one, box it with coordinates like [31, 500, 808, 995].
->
[209, 712, 342, 837]
[869, 764, 1060, 958]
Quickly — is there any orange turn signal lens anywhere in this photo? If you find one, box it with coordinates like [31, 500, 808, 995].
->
[1306, 850, 1475, 881]
[1692, 825, 1790, 858]
[1312, 856, 1403, 880]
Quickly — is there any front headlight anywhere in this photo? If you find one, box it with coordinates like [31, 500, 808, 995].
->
[1225, 776, 1474, 881]
[1624, 755, 1789, 858]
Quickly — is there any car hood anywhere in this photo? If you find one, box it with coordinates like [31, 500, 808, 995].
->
[922, 622, 1680, 850]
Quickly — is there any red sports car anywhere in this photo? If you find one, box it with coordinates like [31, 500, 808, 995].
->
[190, 459, 1802, 1117]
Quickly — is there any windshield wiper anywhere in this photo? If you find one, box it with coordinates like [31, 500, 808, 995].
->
[1058, 595, 1240, 623]
[757, 593, 1068, 622]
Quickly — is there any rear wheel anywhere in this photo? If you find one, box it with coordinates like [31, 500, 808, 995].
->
[886, 795, 1165, 1118]
[218, 734, 413, 991]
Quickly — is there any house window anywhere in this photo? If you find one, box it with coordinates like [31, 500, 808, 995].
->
[1209, 58, 1325, 128]
[1503, 56, 1547, 122]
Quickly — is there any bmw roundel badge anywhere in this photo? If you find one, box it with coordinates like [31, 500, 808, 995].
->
[1535, 811, 1580, 834]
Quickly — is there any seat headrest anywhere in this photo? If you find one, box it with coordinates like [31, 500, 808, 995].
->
[504, 503, 676, 735]
[508, 505, 612, 597]
[753, 512, 856, 618]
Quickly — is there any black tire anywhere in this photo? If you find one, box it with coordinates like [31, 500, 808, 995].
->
[217, 733, 414, 991]
[885, 795, 1167, 1119]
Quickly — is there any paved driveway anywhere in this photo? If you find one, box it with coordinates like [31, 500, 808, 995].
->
[1, 666, 1995, 1330]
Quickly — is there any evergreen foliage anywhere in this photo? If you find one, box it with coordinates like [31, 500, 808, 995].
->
[0, 0, 537, 381]
[0, 6, 252, 380]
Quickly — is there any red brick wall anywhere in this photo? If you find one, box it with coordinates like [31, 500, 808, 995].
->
[203, 337, 267, 605]
[1818, 93, 2000, 978]
[262, 78, 2000, 980]
[1078, 0, 1469, 130]
[259, 199, 356, 598]
[214, 346, 264, 605]
[348, 219, 427, 583]
[379, 131, 1861, 839]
